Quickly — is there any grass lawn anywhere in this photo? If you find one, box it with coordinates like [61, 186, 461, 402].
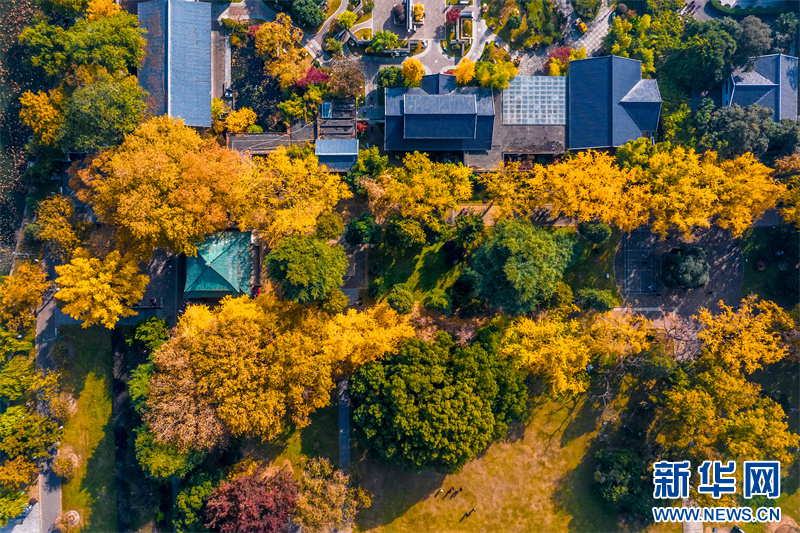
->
[57, 326, 118, 532]
[370, 241, 465, 300]
[561, 228, 622, 304]
[740, 226, 799, 309]
[243, 403, 340, 476]
[352, 396, 620, 532]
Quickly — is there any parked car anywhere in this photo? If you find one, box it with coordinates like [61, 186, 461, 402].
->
[574, 18, 587, 33]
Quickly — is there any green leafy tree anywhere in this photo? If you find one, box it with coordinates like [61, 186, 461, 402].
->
[660, 18, 738, 91]
[131, 317, 170, 353]
[449, 268, 483, 316]
[661, 245, 710, 288]
[61, 71, 147, 152]
[455, 213, 484, 245]
[377, 66, 405, 89]
[733, 15, 771, 66]
[174, 471, 222, 533]
[0, 356, 37, 401]
[266, 236, 348, 304]
[370, 30, 399, 53]
[315, 212, 345, 241]
[383, 218, 425, 250]
[293, 0, 325, 28]
[699, 104, 776, 159]
[135, 428, 204, 482]
[345, 147, 388, 193]
[0, 325, 33, 361]
[594, 448, 653, 518]
[351, 332, 527, 473]
[344, 212, 380, 245]
[0, 488, 28, 528]
[577, 221, 612, 244]
[128, 363, 153, 414]
[576, 288, 616, 312]
[338, 11, 357, 30]
[20, 12, 146, 78]
[422, 289, 450, 312]
[474, 220, 575, 315]
[772, 12, 798, 52]
[386, 283, 415, 314]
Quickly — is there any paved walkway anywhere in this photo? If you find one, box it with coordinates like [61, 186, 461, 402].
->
[338, 380, 350, 470]
[34, 260, 61, 533]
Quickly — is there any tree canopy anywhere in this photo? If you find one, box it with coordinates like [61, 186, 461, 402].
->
[204, 468, 298, 533]
[295, 457, 370, 533]
[20, 12, 145, 78]
[72, 116, 244, 257]
[370, 31, 399, 53]
[351, 331, 527, 473]
[365, 151, 472, 231]
[254, 13, 307, 88]
[266, 236, 348, 304]
[473, 220, 575, 315]
[231, 146, 352, 246]
[54, 248, 149, 329]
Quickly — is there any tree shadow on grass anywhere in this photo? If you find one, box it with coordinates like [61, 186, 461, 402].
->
[351, 447, 446, 531]
[552, 440, 623, 533]
[560, 383, 609, 448]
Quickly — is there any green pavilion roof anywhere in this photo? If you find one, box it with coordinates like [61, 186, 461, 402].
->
[184, 232, 252, 299]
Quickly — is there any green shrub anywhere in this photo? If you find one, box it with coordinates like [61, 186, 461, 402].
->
[576, 288, 616, 311]
[455, 213, 484, 245]
[387, 283, 415, 314]
[315, 212, 345, 241]
[23, 223, 41, 242]
[506, 13, 522, 29]
[548, 281, 574, 309]
[247, 124, 264, 133]
[661, 245, 710, 288]
[344, 212, 380, 245]
[384, 217, 426, 250]
[578, 221, 612, 245]
[422, 288, 450, 312]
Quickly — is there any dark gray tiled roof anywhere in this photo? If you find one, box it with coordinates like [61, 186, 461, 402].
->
[730, 54, 799, 121]
[568, 56, 661, 149]
[405, 94, 477, 115]
[139, 0, 211, 128]
[384, 74, 495, 152]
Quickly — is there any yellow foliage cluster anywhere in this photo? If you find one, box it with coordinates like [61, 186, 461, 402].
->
[36, 195, 84, 261]
[54, 248, 149, 329]
[402, 58, 424, 85]
[232, 146, 352, 245]
[0, 262, 49, 331]
[86, 0, 120, 20]
[659, 297, 799, 467]
[454, 58, 475, 85]
[482, 147, 784, 238]
[501, 311, 652, 397]
[365, 151, 472, 231]
[254, 13, 308, 89]
[225, 107, 257, 133]
[144, 295, 413, 450]
[19, 89, 64, 147]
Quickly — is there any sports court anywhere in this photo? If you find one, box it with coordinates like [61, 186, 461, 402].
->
[621, 229, 660, 295]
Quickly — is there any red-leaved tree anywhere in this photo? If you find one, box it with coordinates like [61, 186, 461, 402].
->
[544, 46, 571, 75]
[296, 67, 330, 89]
[247, 24, 261, 39]
[204, 469, 298, 533]
[446, 8, 461, 25]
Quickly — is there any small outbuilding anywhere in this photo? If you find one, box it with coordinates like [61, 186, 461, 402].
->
[184, 232, 252, 300]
